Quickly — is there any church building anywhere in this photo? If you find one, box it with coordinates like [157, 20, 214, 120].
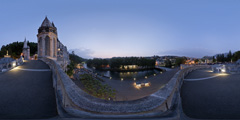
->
[37, 17, 70, 71]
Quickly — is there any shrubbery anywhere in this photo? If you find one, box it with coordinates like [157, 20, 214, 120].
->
[79, 74, 116, 100]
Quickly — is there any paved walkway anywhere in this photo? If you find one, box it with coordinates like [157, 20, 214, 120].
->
[181, 68, 240, 119]
[0, 60, 57, 119]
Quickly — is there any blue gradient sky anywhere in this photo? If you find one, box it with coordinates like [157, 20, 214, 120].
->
[1, 0, 240, 58]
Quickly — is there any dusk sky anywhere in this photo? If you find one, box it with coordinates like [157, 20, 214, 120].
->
[1, 0, 240, 58]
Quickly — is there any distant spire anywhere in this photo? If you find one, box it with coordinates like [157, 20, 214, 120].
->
[23, 37, 28, 48]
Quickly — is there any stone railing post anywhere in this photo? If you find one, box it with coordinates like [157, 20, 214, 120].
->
[0, 64, 2, 72]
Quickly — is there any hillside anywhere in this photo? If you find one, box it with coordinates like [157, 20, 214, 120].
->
[0, 41, 37, 59]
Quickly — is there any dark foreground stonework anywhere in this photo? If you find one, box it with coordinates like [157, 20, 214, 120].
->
[181, 69, 240, 119]
[0, 60, 57, 119]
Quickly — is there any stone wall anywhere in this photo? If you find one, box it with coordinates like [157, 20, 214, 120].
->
[42, 57, 209, 118]
[0, 57, 23, 72]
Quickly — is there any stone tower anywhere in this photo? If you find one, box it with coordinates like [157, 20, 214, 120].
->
[37, 16, 58, 59]
[22, 38, 30, 60]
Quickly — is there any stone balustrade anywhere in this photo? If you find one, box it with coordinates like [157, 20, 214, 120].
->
[41, 57, 210, 118]
[0, 57, 23, 72]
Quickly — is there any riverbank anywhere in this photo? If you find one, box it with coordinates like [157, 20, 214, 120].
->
[73, 67, 179, 101]
[95, 68, 179, 101]
[91, 67, 164, 72]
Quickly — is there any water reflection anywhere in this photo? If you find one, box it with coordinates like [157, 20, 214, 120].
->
[84, 64, 161, 80]
[95, 69, 160, 80]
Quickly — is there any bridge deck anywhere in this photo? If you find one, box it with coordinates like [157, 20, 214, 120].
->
[0, 60, 57, 119]
[181, 68, 240, 119]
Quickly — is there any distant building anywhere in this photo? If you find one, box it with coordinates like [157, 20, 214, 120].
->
[185, 59, 195, 64]
[37, 17, 70, 71]
[22, 38, 30, 60]
[155, 57, 176, 66]
[202, 56, 213, 64]
[155, 58, 165, 66]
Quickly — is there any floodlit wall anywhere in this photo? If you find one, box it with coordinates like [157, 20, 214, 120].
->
[0, 57, 23, 72]
[42, 57, 209, 118]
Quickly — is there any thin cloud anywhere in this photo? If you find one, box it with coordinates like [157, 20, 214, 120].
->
[158, 48, 218, 58]
[69, 48, 94, 59]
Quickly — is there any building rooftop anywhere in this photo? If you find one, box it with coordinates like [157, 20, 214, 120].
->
[41, 16, 53, 27]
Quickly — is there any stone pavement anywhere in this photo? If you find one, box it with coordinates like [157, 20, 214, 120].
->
[0, 60, 57, 119]
[104, 68, 179, 101]
[74, 68, 179, 101]
[181, 68, 240, 119]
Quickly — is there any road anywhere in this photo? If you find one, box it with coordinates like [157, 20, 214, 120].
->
[181, 68, 240, 119]
[0, 60, 57, 119]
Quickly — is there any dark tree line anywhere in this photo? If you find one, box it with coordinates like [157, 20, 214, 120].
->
[86, 57, 155, 69]
[233, 51, 240, 61]
[216, 50, 232, 62]
[0, 41, 37, 59]
[216, 50, 240, 63]
[86, 58, 109, 69]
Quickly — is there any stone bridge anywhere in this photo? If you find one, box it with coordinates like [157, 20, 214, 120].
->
[0, 58, 211, 119]
[0, 60, 57, 119]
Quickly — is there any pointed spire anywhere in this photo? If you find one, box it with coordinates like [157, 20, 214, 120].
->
[41, 16, 53, 27]
[52, 21, 55, 27]
[23, 37, 28, 48]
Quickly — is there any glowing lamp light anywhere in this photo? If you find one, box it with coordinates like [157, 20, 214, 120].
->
[160, 72, 162, 74]
[145, 82, 150, 87]
[221, 69, 226, 73]
[145, 76, 148, 79]
[134, 82, 136, 85]
[110, 77, 112, 79]
[121, 78, 123, 81]
[134, 83, 142, 89]
[154, 74, 156, 76]
[12, 62, 16, 67]
[134, 78, 136, 80]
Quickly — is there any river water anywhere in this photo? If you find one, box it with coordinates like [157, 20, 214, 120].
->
[84, 64, 161, 80]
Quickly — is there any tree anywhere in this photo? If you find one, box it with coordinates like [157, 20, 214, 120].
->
[194, 59, 199, 64]
[175, 57, 186, 66]
[164, 59, 172, 68]
[69, 53, 84, 65]
[212, 56, 216, 63]
[216, 54, 225, 63]
[227, 50, 232, 62]
[232, 51, 240, 62]
[66, 61, 75, 77]
[0, 41, 37, 58]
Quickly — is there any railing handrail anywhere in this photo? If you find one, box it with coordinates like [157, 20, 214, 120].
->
[41, 57, 210, 117]
[0, 57, 23, 72]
